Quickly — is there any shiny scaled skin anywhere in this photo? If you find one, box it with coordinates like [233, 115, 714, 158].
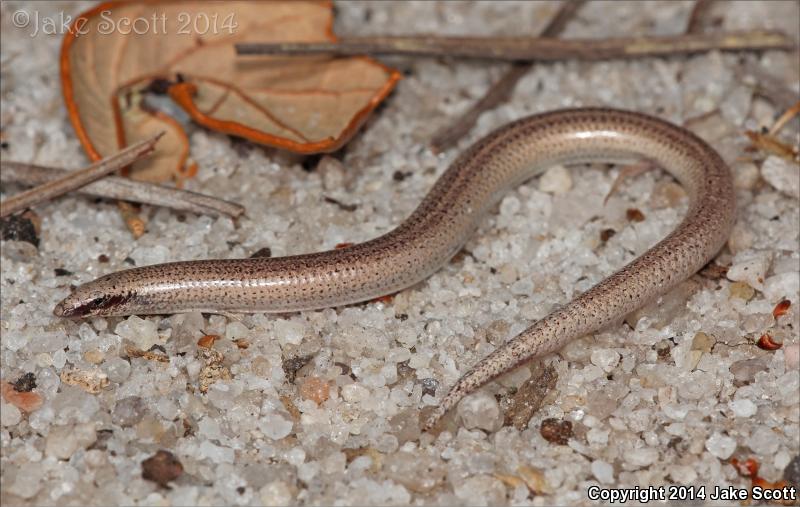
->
[53, 108, 736, 430]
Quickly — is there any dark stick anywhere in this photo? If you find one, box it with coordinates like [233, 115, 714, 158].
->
[430, 1, 586, 152]
[0, 134, 162, 218]
[235, 30, 794, 61]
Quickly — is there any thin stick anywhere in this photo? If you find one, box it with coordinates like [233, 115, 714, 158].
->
[0, 134, 162, 218]
[430, 1, 585, 152]
[236, 30, 794, 61]
[0, 162, 245, 218]
[768, 100, 800, 136]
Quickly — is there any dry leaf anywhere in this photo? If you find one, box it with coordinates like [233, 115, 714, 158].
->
[61, 1, 400, 182]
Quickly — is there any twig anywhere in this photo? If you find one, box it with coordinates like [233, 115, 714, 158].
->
[0, 134, 162, 218]
[745, 130, 799, 162]
[430, 1, 585, 152]
[0, 162, 245, 218]
[236, 30, 793, 61]
[768, 100, 800, 136]
[685, 0, 714, 34]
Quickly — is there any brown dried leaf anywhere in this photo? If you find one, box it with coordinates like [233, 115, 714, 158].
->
[61, 1, 400, 182]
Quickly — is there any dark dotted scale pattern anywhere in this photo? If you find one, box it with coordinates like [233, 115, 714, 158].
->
[53, 109, 735, 430]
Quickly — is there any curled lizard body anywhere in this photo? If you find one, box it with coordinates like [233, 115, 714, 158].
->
[53, 108, 736, 430]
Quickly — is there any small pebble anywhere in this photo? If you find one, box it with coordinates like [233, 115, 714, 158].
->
[83, 348, 104, 364]
[1, 402, 22, 426]
[728, 224, 755, 254]
[733, 162, 760, 189]
[457, 392, 503, 432]
[727, 250, 772, 291]
[540, 418, 573, 445]
[259, 481, 295, 507]
[142, 450, 184, 488]
[590, 349, 620, 372]
[730, 399, 757, 418]
[627, 447, 659, 467]
[1, 381, 43, 413]
[45, 422, 96, 460]
[784, 344, 799, 370]
[104, 357, 132, 383]
[650, 181, 686, 208]
[8, 462, 43, 499]
[453, 475, 506, 507]
[706, 432, 737, 459]
[299, 376, 330, 404]
[626, 208, 646, 222]
[691, 332, 715, 353]
[591, 459, 615, 484]
[761, 155, 800, 198]
[748, 426, 781, 455]
[259, 412, 293, 440]
[112, 396, 147, 427]
[730, 357, 769, 385]
[385, 451, 446, 492]
[729, 281, 755, 301]
[538, 165, 572, 194]
[115, 316, 160, 351]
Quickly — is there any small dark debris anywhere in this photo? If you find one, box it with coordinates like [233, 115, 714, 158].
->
[600, 228, 616, 243]
[98, 254, 110, 263]
[698, 262, 729, 280]
[176, 214, 187, 223]
[505, 364, 557, 430]
[393, 170, 412, 182]
[784, 454, 800, 488]
[656, 343, 672, 361]
[249, 247, 272, 259]
[396, 360, 413, 378]
[334, 361, 352, 378]
[12, 372, 36, 392]
[88, 429, 114, 451]
[237, 487, 246, 495]
[667, 436, 684, 451]
[489, 267, 497, 274]
[343, 446, 369, 464]
[301, 154, 323, 172]
[148, 344, 167, 354]
[323, 196, 358, 212]
[1, 214, 39, 247]
[540, 418, 573, 445]
[141, 450, 184, 488]
[420, 377, 439, 397]
[626, 208, 646, 222]
[282, 354, 314, 384]
[143, 77, 175, 95]
[124, 257, 136, 266]
[397, 313, 408, 321]
[182, 418, 195, 437]
[54, 268, 74, 277]
[449, 250, 468, 265]
[1, 141, 9, 150]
